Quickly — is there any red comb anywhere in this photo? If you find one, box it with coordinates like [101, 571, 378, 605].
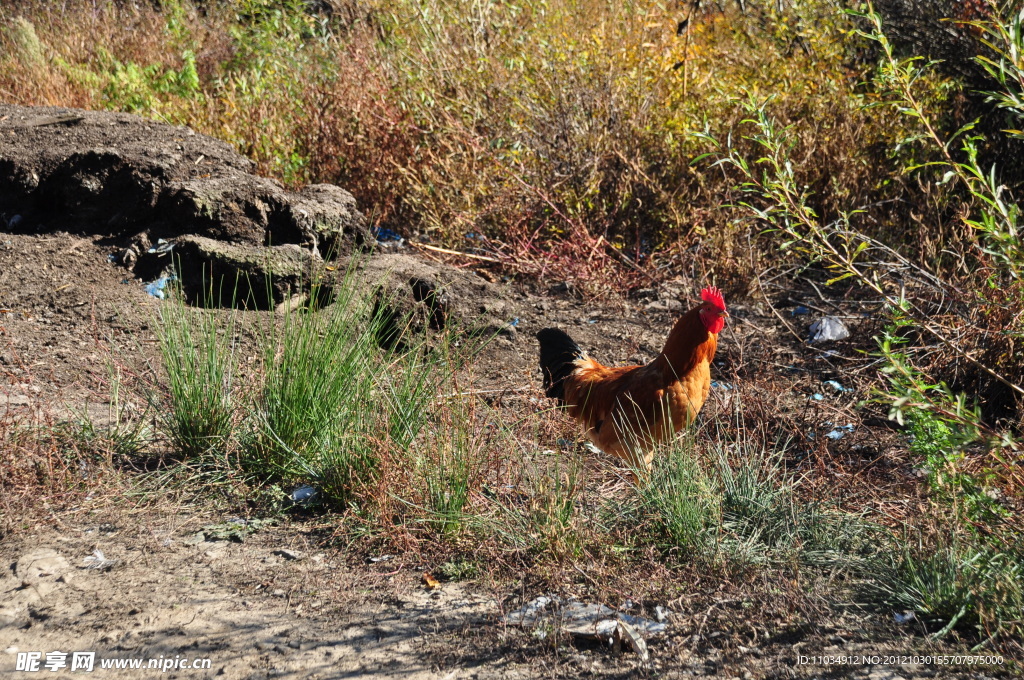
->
[701, 286, 726, 310]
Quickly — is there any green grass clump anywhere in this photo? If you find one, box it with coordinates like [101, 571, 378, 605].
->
[633, 427, 878, 573]
[151, 263, 484, 515]
[414, 387, 478, 535]
[245, 279, 381, 496]
[64, 366, 151, 460]
[639, 439, 720, 554]
[241, 272, 468, 506]
[476, 436, 597, 561]
[156, 282, 237, 459]
[863, 541, 1024, 642]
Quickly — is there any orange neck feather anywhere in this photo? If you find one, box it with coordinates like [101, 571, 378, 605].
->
[653, 306, 718, 379]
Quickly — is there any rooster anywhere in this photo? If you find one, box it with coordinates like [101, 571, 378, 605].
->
[537, 287, 727, 471]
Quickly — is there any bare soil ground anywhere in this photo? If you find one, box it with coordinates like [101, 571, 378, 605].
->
[1, 508, 508, 680]
[0, 500, 998, 680]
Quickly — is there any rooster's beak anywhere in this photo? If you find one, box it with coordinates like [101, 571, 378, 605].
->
[719, 310, 729, 318]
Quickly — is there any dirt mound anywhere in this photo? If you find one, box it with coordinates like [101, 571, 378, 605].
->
[0, 104, 368, 252]
[359, 253, 520, 348]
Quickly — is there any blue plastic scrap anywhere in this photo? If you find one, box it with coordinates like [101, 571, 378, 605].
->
[823, 380, 852, 393]
[790, 305, 810, 316]
[290, 485, 319, 505]
[638, 238, 651, 258]
[144, 275, 176, 299]
[373, 227, 403, 243]
[711, 381, 735, 390]
[825, 424, 855, 440]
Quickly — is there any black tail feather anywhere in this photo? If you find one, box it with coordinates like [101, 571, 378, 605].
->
[536, 327, 585, 403]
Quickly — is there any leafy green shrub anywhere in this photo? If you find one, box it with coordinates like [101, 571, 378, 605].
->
[701, 2, 1023, 643]
[878, 318, 1011, 526]
[6, 16, 46, 73]
[873, 0, 998, 83]
[97, 48, 201, 112]
[706, 1, 1024, 445]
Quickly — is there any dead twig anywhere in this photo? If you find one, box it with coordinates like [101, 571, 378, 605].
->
[407, 241, 503, 263]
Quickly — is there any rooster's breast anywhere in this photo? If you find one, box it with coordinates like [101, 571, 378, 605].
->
[666, 360, 712, 430]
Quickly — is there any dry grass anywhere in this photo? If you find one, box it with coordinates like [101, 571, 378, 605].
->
[0, 0, 981, 294]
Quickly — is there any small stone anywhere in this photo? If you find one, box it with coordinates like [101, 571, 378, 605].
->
[645, 299, 684, 313]
[0, 393, 30, 406]
[631, 288, 657, 300]
[550, 281, 575, 295]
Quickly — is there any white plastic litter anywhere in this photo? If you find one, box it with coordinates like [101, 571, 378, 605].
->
[147, 239, 174, 254]
[83, 549, 117, 570]
[823, 380, 852, 393]
[808, 317, 850, 343]
[894, 611, 916, 624]
[504, 594, 667, 654]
